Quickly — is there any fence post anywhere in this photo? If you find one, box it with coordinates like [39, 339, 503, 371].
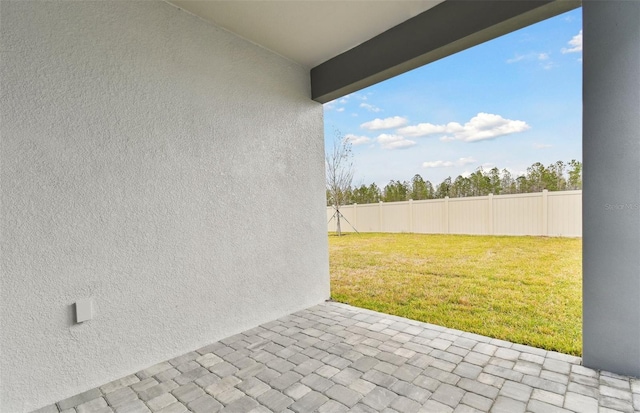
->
[409, 199, 413, 233]
[353, 203, 358, 231]
[444, 196, 450, 234]
[379, 201, 383, 232]
[488, 193, 494, 235]
[542, 189, 548, 236]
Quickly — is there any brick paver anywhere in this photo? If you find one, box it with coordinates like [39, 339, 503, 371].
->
[30, 302, 639, 413]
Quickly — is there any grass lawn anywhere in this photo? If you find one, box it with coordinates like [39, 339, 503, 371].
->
[329, 232, 582, 356]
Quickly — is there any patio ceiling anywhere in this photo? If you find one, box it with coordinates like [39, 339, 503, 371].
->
[168, 0, 444, 69]
[168, 0, 581, 102]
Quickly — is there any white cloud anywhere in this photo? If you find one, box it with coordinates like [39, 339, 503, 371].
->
[377, 134, 416, 150]
[422, 157, 477, 168]
[423, 160, 454, 168]
[344, 134, 371, 146]
[458, 157, 477, 165]
[399, 122, 456, 137]
[541, 61, 555, 70]
[325, 96, 350, 111]
[562, 30, 582, 54]
[506, 54, 527, 64]
[507, 52, 552, 65]
[360, 116, 408, 130]
[398, 113, 530, 142]
[533, 143, 553, 149]
[360, 103, 381, 113]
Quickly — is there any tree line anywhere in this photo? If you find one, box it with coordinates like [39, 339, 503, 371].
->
[327, 160, 582, 206]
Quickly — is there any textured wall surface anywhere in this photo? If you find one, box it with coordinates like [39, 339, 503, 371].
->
[0, 2, 329, 411]
[582, 0, 640, 377]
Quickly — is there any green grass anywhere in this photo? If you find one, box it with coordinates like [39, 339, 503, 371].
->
[329, 232, 582, 356]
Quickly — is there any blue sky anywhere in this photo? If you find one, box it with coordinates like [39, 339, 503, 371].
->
[323, 8, 583, 188]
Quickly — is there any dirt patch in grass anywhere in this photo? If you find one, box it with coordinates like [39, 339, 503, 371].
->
[329, 232, 582, 356]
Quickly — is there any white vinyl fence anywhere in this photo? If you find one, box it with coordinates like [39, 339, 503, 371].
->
[327, 190, 582, 237]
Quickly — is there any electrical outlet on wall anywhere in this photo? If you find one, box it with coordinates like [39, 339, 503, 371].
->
[75, 298, 93, 323]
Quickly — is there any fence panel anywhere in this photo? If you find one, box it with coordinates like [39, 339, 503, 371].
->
[412, 200, 447, 233]
[327, 204, 356, 233]
[356, 203, 382, 232]
[493, 193, 543, 236]
[548, 191, 582, 237]
[448, 197, 490, 234]
[327, 190, 582, 237]
[378, 201, 409, 232]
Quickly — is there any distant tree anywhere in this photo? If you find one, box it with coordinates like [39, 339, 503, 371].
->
[516, 175, 529, 193]
[425, 180, 435, 199]
[488, 167, 502, 195]
[369, 183, 382, 202]
[383, 180, 409, 202]
[526, 162, 547, 192]
[329, 159, 582, 212]
[567, 159, 582, 190]
[435, 177, 452, 198]
[351, 184, 367, 205]
[469, 167, 492, 196]
[451, 175, 471, 198]
[520, 161, 570, 192]
[501, 169, 516, 194]
[549, 160, 567, 191]
[326, 135, 354, 236]
[352, 183, 381, 204]
[410, 174, 430, 200]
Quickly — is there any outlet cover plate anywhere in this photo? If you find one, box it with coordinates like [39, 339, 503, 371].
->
[76, 298, 93, 323]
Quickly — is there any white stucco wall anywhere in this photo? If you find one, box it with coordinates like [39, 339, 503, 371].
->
[0, 1, 329, 411]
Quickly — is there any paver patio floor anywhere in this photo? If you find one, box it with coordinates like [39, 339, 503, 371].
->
[34, 301, 639, 413]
